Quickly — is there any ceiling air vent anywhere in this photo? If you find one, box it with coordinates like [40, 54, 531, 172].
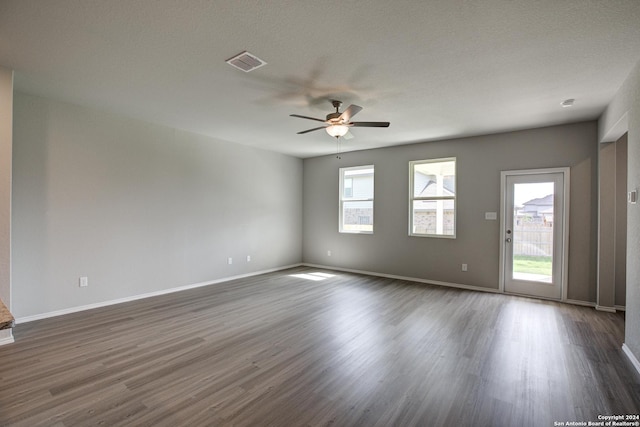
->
[225, 51, 267, 72]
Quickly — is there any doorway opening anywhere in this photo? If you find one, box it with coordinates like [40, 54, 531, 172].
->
[500, 168, 570, 300]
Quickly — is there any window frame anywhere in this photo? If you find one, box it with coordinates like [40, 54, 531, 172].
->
[409, 157, 457, 238]
[339, 165, 374, 234]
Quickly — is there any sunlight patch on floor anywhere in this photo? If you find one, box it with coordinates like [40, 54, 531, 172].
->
[289, 272, 336, 281]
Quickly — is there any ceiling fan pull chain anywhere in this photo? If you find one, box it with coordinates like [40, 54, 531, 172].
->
[335, 136, 341, 159]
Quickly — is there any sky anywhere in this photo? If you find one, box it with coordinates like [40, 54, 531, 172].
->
[513, 182, 554, 206]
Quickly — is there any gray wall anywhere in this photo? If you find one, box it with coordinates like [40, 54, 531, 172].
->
[600, 58, 640, 360]
[600, 133, 628, 309]
[12, 92, 303, 318]
[598, 141, 616, 308]
[303, 122, 598, 302]
[616, 135, 628, 307]
[0, 66, 12, 342]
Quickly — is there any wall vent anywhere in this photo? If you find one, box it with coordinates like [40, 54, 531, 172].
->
[225, 51, 267, 72]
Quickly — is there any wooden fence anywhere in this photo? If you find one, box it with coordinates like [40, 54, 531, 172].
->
[513, 222, 553, 257]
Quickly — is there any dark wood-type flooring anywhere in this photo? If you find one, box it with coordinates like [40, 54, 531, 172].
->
[1, 267, 638, 426]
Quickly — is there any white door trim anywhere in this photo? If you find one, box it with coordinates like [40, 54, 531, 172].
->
[499, 167, 570, 301]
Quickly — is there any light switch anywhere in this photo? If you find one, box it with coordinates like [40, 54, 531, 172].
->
[485, 212, 497, 220]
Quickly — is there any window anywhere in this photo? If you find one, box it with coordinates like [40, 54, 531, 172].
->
[340, 165, 374, 233]
[409, 158, 456, 237]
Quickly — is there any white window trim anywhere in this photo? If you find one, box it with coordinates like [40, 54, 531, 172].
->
[409, 157, 457, 238]
[339, 165, 374, 234]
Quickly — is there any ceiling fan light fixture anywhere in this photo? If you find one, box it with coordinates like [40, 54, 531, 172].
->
[326, 124, 349, 137]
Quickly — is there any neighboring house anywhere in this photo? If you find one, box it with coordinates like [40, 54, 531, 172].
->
[413, 172, 455, 235]
[518, 194, 554, 224]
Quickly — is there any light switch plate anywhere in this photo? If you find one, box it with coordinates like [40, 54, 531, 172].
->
[485, 212, 497, 220]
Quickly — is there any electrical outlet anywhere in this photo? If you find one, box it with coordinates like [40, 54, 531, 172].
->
[327, 250, 332, 257]
[227, 257, 233, 265]
[246, 255, 251, 262]
[79, 276, 89, 287]
[462, 264, 468, 272]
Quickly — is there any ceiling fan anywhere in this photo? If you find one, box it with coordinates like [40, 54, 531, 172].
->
[290, 100, 390, 139]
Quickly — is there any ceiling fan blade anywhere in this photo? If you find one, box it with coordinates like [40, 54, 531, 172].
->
[339, 104, 363, 122]
[297, 126, 327, 134]
[343, 130, 355, 140]
[350, 121, 390, 127]
[290, 114, 326, 123]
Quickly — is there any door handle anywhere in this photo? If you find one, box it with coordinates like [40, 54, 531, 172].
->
[506, 237, 512, 243]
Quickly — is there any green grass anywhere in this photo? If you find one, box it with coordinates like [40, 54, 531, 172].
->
[513, 255, 552, 276]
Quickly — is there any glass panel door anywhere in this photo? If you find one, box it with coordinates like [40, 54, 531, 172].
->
[512, 182, 554, 283]
[503, 171, 565, 300]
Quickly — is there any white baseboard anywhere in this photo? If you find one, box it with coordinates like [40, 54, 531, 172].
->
[0, 335, 15, 346]
[14, 262, 600, 324]
[303, 263, 598, 308]
[16, 263, 302, 324]
[303, 263, 502, 294]
[565, 299, 597, 308]
[622, 343, 640, 376]
[596, 305, 617, 313]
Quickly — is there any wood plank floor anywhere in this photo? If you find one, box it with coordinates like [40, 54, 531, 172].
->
[0, 266, 638, 426]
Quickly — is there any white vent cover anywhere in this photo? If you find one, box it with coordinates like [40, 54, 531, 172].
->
[225, 51, 267, 72]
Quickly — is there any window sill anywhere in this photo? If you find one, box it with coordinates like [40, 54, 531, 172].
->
[339, 231, 374, 235]
[409, 233, 456, 239]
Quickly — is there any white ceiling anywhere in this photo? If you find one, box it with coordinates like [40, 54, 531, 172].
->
[1, 1, 640, 158]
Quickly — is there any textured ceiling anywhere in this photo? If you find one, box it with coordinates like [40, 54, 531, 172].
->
[1, 0, 640, 158]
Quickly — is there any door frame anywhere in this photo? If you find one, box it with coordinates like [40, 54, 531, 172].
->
[499, 167, 570, 301]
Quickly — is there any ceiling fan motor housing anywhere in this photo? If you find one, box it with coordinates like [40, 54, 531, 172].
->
[326, 112, 342, 122]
